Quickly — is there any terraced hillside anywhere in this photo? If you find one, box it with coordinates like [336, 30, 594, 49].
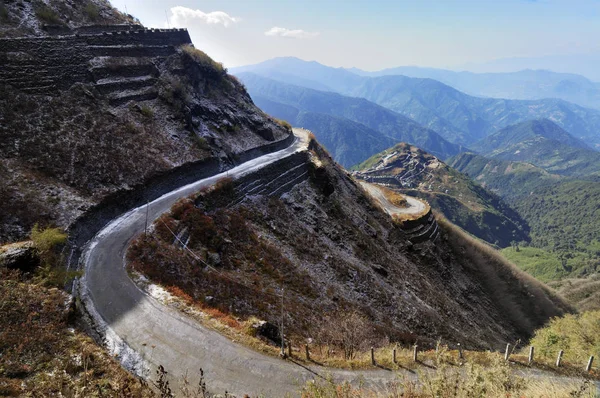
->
[354, 143, 529, 247]
[0, 24, 291, 244]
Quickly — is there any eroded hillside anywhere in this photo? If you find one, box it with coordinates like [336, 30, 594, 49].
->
[129, 138, 571, 352]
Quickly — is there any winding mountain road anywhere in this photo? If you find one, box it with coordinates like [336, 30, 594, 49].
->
[359, 181, 428, 217]
[79, 129, 399, 397]
[79, 128, 594, 396]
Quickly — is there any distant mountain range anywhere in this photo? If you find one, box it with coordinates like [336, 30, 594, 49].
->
[459, 53, 600, 83]
[469, 119, 600, 177]
[346, 66, 600, 111]
[233, 57, 600, 149]
[234, 56, 600, 294]
[238, 72, 462, 167]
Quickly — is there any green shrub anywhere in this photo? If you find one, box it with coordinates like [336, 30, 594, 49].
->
[530, 310, 600, 365]
[0, 4, 9, 21]
[35, 5, 62, 25]
[84, 2, 100, 22]
[140, 104, 154, 118]
[31, 224, 67, 255]
[193, 135, 210, 151]
[181, 45, 227, 76]
[30, 225, 79, 288]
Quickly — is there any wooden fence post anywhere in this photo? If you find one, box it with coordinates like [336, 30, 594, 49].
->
[586, 356, 594, 372]
[393, 347, 397, 364]
[371, 347, 375, 365]
[305, 344, 310, 361]
[504, 343, 511, 361]
[556, 350, 563, 367]
[457, 343, 463, 360]
[413, 344, 419, 362]
[528, 346, 534, 365]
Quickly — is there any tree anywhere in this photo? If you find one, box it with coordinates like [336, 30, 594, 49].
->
[324, 311, 373, 360]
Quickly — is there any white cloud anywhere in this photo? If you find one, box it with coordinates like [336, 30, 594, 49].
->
[170, 6, 240, 28]
[264, 27, 320, 39]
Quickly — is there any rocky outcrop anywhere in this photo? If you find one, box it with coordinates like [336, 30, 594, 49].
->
[0, 242, 39, 272]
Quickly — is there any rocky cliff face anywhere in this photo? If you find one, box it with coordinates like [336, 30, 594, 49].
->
[0, 2, 290, 243]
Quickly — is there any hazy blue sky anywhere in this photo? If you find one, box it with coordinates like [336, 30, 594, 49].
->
[114, 0, 600, 74]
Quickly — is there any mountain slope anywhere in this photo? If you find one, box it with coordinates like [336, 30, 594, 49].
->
[128, 137, 570, 355]
[347, 66, 600, 111]
[471, 120, 600, 177]
[251, 94, 396, 168]
[238, 73, 462, 162]
[0, 15, 291, 244]
[449, 153, 561, 200]
[0, 0, 135, 37]
[471, 119, 590, 153]
[236, 57, 600, 149]
[354, 144, 529, 247]
[349, 75, 600, 148]
[451, 153, 600, 282]
[295, 112, 397, 168]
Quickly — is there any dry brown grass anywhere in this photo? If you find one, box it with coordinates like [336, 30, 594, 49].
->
[378, 185, 408, 208]
[437, 212, 573, 336]
[181, 45, 227, 76]
[300, 350, 598, 397]
[272, 117, 292, 131]
[0, 269, 153, 397]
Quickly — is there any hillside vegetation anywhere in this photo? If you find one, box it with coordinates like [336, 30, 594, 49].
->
[354, 143, 529, 247]
[471, 119, 600, 177]
[0, 271, 153, 397]
[510, 180, 600, 277]
[449, 152, 561, 200]
[471, 119, 590, 154]
[129, 139, 570, 357]
[530, 310, 600, 366]
[452, 151, 600, 288]
[0, 14, 290, 243]
[0, 0, 135, 37]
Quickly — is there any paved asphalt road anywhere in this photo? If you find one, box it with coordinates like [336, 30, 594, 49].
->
[359, 181, 427, 217]
[79, 129, 400, 397]
[79, 129, 596, 397]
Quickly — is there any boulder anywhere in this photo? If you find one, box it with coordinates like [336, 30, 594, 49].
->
[0, 242, 39, 272]
[251, 320, 281, 346]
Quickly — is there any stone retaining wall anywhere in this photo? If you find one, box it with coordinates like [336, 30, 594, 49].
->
[0, 28, 191, 95]
[68, 133, 295, 268]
